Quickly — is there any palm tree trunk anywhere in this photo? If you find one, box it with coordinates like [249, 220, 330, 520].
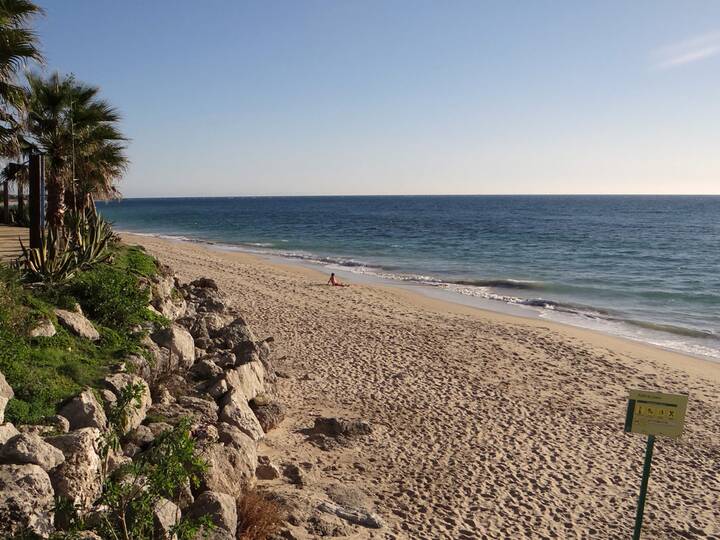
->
[45, 177, 65, 232]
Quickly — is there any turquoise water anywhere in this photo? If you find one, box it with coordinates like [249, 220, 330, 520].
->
[97, 195, 720, 360]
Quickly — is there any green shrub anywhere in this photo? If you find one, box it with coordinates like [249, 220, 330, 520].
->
[68, 266, 150, 330]
[113, 245, 158, 278]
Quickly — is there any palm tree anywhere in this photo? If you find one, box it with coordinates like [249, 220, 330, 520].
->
[0, 0, 43, 156]
[26, 72, 128, 230]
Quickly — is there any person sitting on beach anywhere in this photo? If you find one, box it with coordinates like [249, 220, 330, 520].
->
[327, 272, 347, 287]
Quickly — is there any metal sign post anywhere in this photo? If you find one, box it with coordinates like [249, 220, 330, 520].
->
[624, 390, 688, 540]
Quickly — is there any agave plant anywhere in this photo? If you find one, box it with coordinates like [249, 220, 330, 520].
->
[69, 205, 114, 269]
[19, 226, 77, 283]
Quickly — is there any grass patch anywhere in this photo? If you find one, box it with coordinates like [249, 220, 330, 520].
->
[0, 243, 163, 425]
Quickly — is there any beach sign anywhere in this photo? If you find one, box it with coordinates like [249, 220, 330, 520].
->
[624, 390, 688, 438]
[625, 390, 689, 540]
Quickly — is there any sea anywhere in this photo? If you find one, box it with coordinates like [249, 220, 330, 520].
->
[97, 195, 720, 361]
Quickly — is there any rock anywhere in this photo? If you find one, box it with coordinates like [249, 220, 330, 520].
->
[46, 428, 102, 511]
[154, 385, 174, 406]
[154, 497, 181, 539]
[318, 500, 384, 529]
[29, 318, 56, 338]
[283, 463, 305, 486]
[256, 456, 281, 480]
[107, 451, 132, 474]
[0, 423, 20, 444]
[0, 371, 14, 424]
[189, 358, 223, 380]
[213, 351, 237, 368]
[154, 295, 187, 320]
[306, 515, 350, 537]
[17, 424, 55, 437]
[188, 491, 237, 536]
[58, 388, 107, 430]
[191, 423, 219, 445]
[126, 424, 155, 448]
[151, 324, 196, 370]
[46, 415, 70, 434]
[0, 433, 65, 471]
[224, 360, 265, 400]
[54, 308, 100, 341]
[148, 395, 218, 426]
[190, 277, 219, 290]
[147, 422, 173, 437]
[198, 440, 257, 495]
[212, 318, 257, 357]
[76, 532, 103, 539]
[219, 389, 264, 441]
[250, 399, 285, 432]
[99, 388, 117, 407]
[124, 353, 152, 380]
[313, 417, 372, 438]
[207, 377, 229, 399]
[0, 464, 55, 537]
[103, 374, 152, 432]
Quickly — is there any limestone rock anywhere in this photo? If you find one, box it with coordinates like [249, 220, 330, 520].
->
[29, 318, 56, 338]
[0, 463, 55, 537]
[224, 360, 265, 401]
[126, 424, 155, 449]
[198, 440, 257, 495]
[154, 295, 187, 320]
[0, 371, 13, 424]
[313, 417, 372, 438]
[59, 388, 107, 430]
[256, 456, 281, 480]
[0, 433, 65, 471]
[0, 423, 20, 445]
[154, 497, 181, 539]
[250, 399, 285, 432]
[218, 389, 264, 441]
[103, 374, 152, 432]
[189, 358, 223, 380]
[148, 396, 217, 426]
[188, 491, 237, 536]
[46, 428, 102, 511]
[54, 309, 100, 341]
[46, 415, 70, 434]
[151, 324, 196, 370]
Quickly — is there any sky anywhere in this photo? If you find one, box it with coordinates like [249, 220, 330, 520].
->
[36, 1, 720, 196]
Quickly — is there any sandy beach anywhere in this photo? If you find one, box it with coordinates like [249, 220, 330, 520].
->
[125, 233, 720, 540]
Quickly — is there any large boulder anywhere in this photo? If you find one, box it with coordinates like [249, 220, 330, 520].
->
[187, 491, 237, 537]
[46, 428, 102, 511]
[54, 309, 100, 341]
[153, 296, 187, 321]
[0, 463, 55, 537]
[151, 325, 196, 371]
[0, 433, 65, 471]
[211, 318, 258, 360]
[197, 439, 257, 495]
[225, 360, 265, 401]
[0, 423, 20, 445]
[58, 388, 107, 430]
[218, 389, 264, 441]
[103, 374, 152, 432]
[0, 371, 14, 424]
[148, 395, 218, 426]
[250, 399, 286, 433]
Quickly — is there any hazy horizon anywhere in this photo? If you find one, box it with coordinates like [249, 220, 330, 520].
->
[39, 1, 720, 197]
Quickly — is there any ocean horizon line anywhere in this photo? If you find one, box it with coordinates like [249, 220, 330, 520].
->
[107, 193, 720, 200]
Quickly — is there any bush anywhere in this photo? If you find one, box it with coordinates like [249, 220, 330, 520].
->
[68, 265, 150, 330]
[113, 245, 158, 278]
[236, 489, 285, 540]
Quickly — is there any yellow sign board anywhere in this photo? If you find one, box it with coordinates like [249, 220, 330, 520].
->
[624, 390, 688, 438]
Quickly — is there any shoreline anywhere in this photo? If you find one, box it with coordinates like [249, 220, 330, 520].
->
[123, 230, 720, 373]
[121, 232, 720, 538]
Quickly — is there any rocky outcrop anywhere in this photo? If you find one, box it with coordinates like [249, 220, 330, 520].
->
[0, 433, 65, 471]
[46, 428, 103, 512]
[54, 309, 100, 341]
[0, 261, 286, 537]
[59, 389, 107, 430]
[0, 464, 55, 537]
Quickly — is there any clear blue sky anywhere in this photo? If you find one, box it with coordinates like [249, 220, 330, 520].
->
[37, 1, 720, 196]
